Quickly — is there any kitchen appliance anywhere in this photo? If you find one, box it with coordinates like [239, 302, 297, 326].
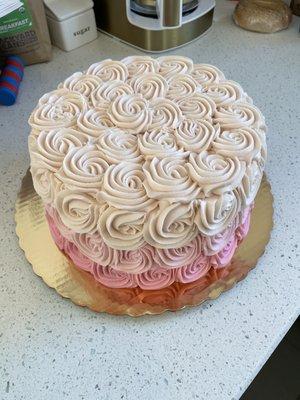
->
[44, 0, 98, 52]
[93, 0, 215, 52]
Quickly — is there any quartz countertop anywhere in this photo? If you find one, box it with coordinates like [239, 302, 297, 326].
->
[0, 7, 299, 400]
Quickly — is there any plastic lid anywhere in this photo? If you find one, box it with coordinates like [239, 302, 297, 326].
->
[44, 0, 94, 21]
[0, 87, 16, 106]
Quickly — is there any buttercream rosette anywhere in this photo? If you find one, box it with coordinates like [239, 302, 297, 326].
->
[29, 56, 267, 290]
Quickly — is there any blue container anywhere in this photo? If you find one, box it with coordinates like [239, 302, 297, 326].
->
[0, 56, 24, 106]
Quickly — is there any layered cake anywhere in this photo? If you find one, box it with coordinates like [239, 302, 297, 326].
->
[28, 56, 267, 290]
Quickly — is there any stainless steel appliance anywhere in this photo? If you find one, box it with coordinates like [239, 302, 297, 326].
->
[93, 0, 215, 52]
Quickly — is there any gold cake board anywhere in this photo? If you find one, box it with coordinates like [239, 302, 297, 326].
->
[15, 171, 273, 317]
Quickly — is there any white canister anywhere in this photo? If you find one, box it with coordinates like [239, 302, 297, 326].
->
[44, 0, 98, 52]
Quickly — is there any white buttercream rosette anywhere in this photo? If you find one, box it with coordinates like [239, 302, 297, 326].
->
[29, 128, 90, 172]
[108, 94, 152, 133]
[59, 72, 102, 98]
[56, 144, 110, 192]
[77, 107, 114, 137]
[29, 89, 88, 131]
[122, 56, 159, 77]
[138, 127, 185, 158]
[28, 57, 266, 253]
[191, 63, 225, 86]
[166, 74, 199, 100]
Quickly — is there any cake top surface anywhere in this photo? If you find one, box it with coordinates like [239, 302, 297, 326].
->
[28, 56, 267, 250]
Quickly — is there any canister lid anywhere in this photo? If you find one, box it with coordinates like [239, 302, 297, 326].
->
[0, 87, 17, 106]
[44, 0, 94, 21]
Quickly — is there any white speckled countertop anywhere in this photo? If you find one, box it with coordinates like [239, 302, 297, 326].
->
[1, 5, 299, 400]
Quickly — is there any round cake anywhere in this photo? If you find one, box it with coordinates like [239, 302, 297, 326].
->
[28, 56, 267, 290]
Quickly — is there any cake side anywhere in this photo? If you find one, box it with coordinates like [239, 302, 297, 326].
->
[46, 203, 252, 290]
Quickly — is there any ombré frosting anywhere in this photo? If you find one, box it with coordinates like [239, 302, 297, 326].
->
[29, 56, 267, 252]
[46, 205, 251, 290]
[46, 204, 251, 275]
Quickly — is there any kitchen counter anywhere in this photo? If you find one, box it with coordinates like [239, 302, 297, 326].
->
[0, 7, 299, 400]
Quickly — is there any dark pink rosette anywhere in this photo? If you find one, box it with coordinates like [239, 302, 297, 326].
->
[136, 267, 175, 290]
[92, 264, 137, 288]
[175, 256, 211, 283]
